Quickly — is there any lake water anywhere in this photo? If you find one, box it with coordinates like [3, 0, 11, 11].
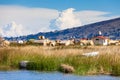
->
[0, 70, 120, 80]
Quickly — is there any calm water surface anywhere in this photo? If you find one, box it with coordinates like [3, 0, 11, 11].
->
[0, 70, 120, 80]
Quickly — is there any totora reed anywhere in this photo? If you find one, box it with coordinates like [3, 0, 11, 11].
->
[0, 45, 120, 76]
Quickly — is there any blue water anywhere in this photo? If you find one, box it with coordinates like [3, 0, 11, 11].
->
[0, 70, 120, 80]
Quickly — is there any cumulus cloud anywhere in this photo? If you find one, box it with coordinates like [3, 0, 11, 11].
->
[0, 21, 24, 37]
[50, 9, 119, 31]
[50, 8, 82, 30]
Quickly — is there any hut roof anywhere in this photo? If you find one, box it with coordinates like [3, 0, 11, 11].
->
[92, 36, 109, 40]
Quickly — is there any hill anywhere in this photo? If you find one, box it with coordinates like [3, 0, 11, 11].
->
[6, 17, 120, 40]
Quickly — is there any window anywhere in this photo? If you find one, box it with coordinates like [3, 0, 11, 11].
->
[96, 39, 99, 41]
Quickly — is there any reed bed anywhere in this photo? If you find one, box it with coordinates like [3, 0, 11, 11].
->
[0, 45, 120, 76]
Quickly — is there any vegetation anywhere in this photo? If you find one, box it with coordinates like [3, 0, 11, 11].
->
[0, 45, 120, 76]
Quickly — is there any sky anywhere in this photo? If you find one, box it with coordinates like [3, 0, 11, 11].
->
[0, 0, 120, 37]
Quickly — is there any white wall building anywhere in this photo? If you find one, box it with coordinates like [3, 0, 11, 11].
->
[92, 36, 109, 45]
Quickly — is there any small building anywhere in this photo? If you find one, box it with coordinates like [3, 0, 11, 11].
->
[58, 39, 75, 46]
[80, 39, 94, 46]
[33, 39, 50, 46]
[59, 40, 71, 46]
[38, 36, 45, 40]
[92, 36, 109, 45]
[17, 40, 24, 44]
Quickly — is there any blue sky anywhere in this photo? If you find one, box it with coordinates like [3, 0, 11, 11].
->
[0, 0, 120, 15]
[0, 0, 120, 37]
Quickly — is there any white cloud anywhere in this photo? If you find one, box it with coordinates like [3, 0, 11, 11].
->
[0, 5, 59, 37]
[49, 9, 119, 31]
[0, 6, 119, 37]
[49, 8, 82, 30]
[75, 10, 119, 25]
[0, 21, 24, 37]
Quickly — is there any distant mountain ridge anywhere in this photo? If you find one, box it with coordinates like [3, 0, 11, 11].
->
[5, 17, 120, 40]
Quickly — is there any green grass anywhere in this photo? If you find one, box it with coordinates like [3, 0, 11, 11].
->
[0, 46, 120, 76]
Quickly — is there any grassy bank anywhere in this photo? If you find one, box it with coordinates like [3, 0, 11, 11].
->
[0, 45, 120, 76]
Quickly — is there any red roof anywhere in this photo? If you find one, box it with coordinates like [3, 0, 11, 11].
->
[93, 36, 109, 39]
[80, 38, 88, 40]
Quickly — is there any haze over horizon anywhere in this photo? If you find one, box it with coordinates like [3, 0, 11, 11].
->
[0, 0, 120, 37]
